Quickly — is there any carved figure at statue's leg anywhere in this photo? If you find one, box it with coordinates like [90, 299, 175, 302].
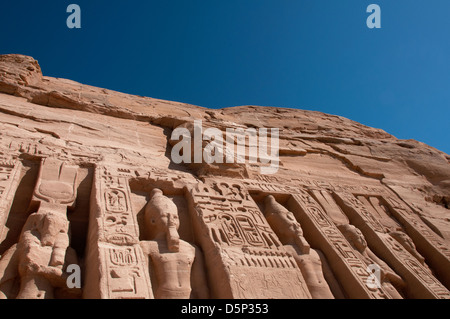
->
[140, 189, 209, 299]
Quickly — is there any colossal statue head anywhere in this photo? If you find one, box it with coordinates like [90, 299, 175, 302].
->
[144, 188, 180, 252]
[338, 224, 367, 252]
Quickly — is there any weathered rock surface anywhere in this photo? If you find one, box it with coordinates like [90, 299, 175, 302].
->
[0, 54, 449, 299]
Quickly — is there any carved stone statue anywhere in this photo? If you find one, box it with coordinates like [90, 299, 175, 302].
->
[0, 208, 78, 299]
[264, 195, 341, 299]
[264, 195, 310, 253]
[0, 158, 80, 299]
[140, 189, 209, 299]
[389, 231, 427, 266]
[338, 224, 406, 299]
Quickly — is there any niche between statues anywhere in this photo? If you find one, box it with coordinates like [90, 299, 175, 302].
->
[129, 179, 210, 299]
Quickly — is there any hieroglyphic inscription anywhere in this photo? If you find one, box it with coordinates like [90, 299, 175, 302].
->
[103, 245, 150, 299]
[289, 190, 389, 299]
[334, 192, 385, 232]
[382, 196, 450, 289]
[309, 189, 349, 225]
[99, 168, 139, 246]
[115, 165, 190, 184]
[229, 266, 311, 299]
[189, 181, 311, 299]
[1, 137, 102, 164]
[381, 233, 450, 299]
[334, 192, 450, 299]
[243, 179, 299, 195]
[0, 158, 21, 243]
[87, 166, 153, 299]
[248, 174, 388, 196]
[384, 196, 450, 260]
[192, 182, 282, 250]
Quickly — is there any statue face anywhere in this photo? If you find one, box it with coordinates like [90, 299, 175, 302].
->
[340, 225, 367, 251]
[391, 231, 414, 247]
[161, 211, 180, 230]
[145, 188, 180, 236]
[39, 213, 67, 246]
[352, 228, 367, 251]
[149, 210, 180, 233]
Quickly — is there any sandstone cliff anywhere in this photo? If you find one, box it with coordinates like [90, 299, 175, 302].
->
[0, 54, 448, 299]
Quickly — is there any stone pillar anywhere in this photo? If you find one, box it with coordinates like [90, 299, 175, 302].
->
[309, 189, 349, 226]
[383, 196, 450, 291]
[84, 166, 153, 299]
[0, 158, 22, 243]
[287, 189, 390, 299]
[334, 192, 450, 299]
[186, 181, 312, 299]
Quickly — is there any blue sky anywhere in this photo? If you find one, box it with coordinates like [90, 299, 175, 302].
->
[1, 1, 449, 154]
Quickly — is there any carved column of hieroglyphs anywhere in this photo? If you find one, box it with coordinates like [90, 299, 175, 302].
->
[288, 189, 390, 299]
[382, 196, 450, 291]
[0, 158, 21, 244]
[334, 192, 450, 299]
[309, 189, 349, 226]
[84, 166, 153, 299]
[186, 181, 312, 299]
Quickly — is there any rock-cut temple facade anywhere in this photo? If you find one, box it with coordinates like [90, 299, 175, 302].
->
[0, 54, 449, 299]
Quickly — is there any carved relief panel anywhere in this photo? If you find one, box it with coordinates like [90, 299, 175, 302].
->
[288, 189, 390, 299]
[0, 158, 21, 244]
[84, 166, 153, 299]
[97, 168, 141, 246]
[382, 196, 450, 290]
[334, 191, 450, 298]
[103, 245, 151, 299]
[186, 181, 311, 299]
